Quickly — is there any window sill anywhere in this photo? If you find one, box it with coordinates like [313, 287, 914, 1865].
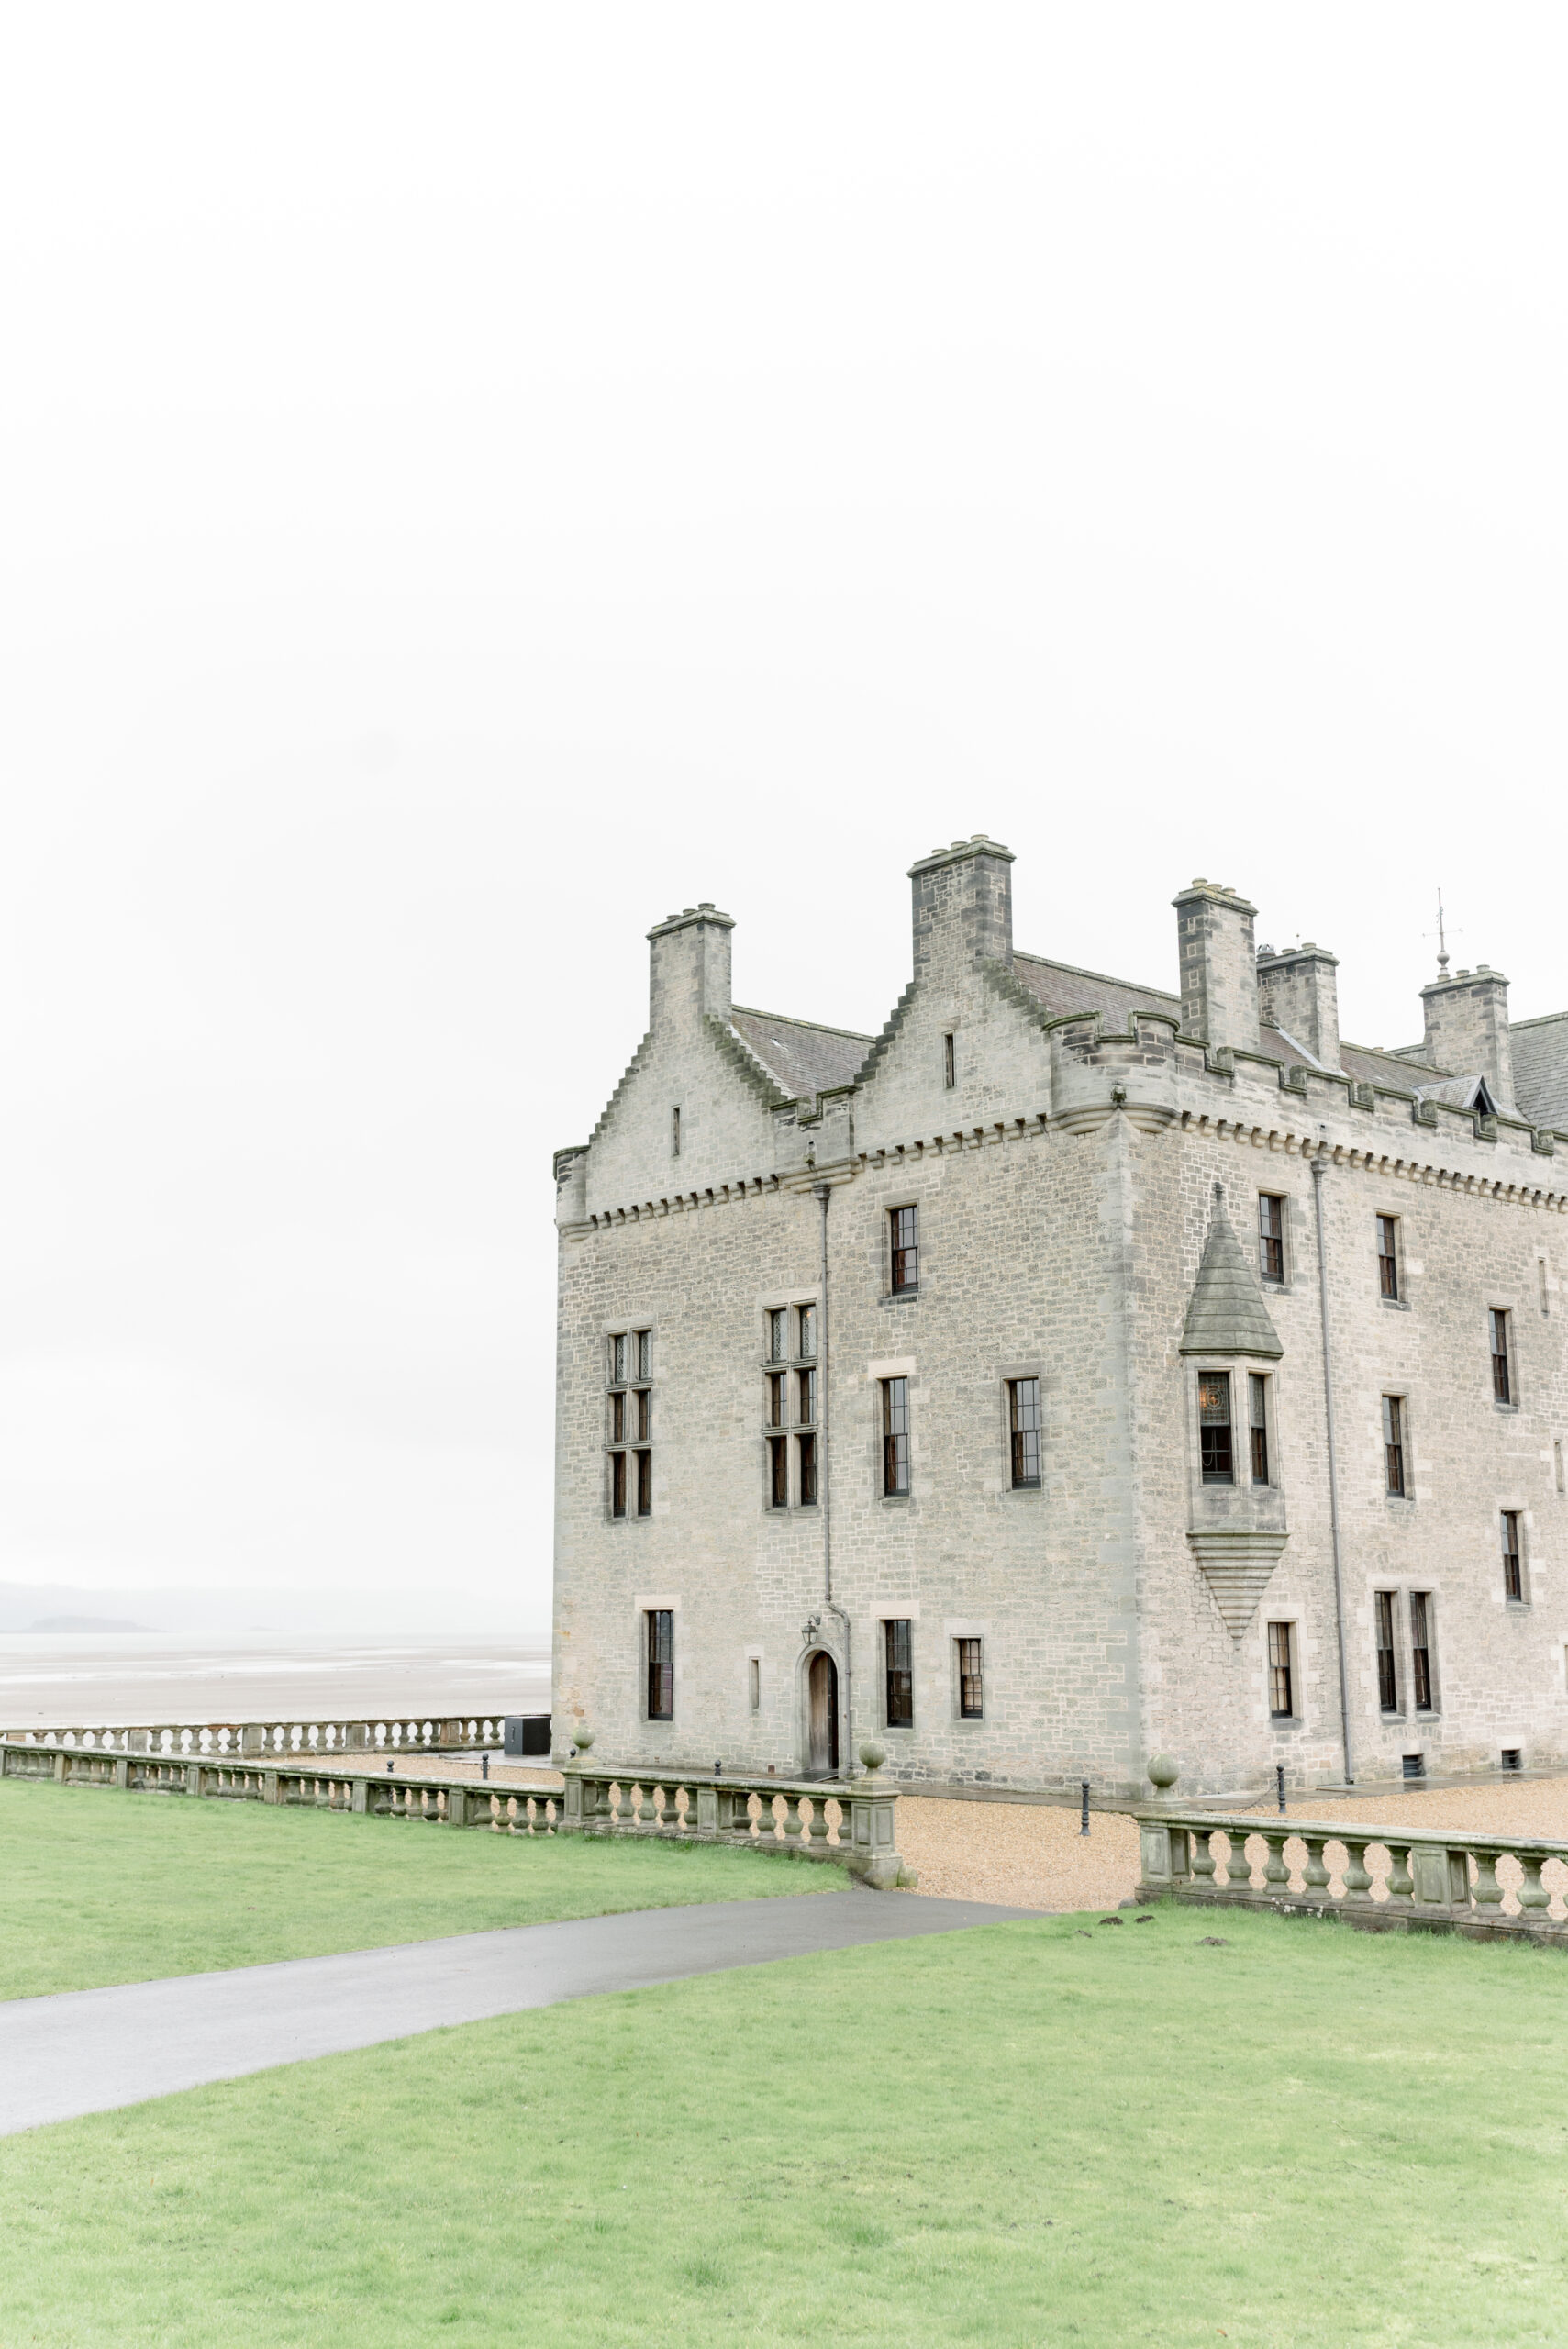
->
[883, 1289, 919, 1306]
[880, 1492, 914, 1507]
[1269, 1714, 1302, 1729]
[1006, 1482, 1042, 1497]
[1495, 1401, 1520, 1415]
[1378, 1297, 1411, 1312]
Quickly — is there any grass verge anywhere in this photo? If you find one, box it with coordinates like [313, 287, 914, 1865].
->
[0, 1776, 837, 1998]
[5, 1904, 1566, 2345]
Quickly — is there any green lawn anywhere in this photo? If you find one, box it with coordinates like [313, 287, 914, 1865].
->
[0, 1776, 835, 1998]
[6, 1905, 1567, 2346]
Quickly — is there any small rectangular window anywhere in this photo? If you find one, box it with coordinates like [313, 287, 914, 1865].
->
[612, 1332, 629, 1386]
[797, 1303, 817, 1360]
[646, 1609, 673, 1720]
[636, 1389, 650, 1442]
[884, 1619, 913, 1728]
[1258, 1195, 1284, 1284]
[769, 1435, 788, 1509]
[767, 1373, 784, 1429]
[611, 1450, 627, 1519]
[890, 1205, 919, 1293]
[1199, 1372, 1233, 1483]
[748, 1655, 761, 1712]
[1249, 1374, 1270, 1486]
[1267, 1621, 1294, 1719]
[1377, 1216, 1399, 1300]
[1375, 1591, 1398, 1712]
[797, 1367, 817, 1425]
[882, 1377, 911, 1496]
[611, 1390, 626, 1444]
[1402, 1752, 1425, 1782]
[1491, 1310, 1513, 1404]
[1009, 1377, 1041, 1488]
[636, 1449, 651, 1517]
[1501, 1746, 1522, 1773]
[943, 1033, 956, 1089]
[768, 1308, 788, 1364]
[1383, 1396, 1406, 1497]
[671, 1106, 681, 1158]
[638, 1330, 651, 1381]
[1501, 1510, 1523, 1601]
[957, 1636, 983, 1719]
[1410, 1591, 1433, 1711]
[797, 1431, 817, 1506]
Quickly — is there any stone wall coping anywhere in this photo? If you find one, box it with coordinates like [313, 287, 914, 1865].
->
[1136, 1806, 1568, 1857]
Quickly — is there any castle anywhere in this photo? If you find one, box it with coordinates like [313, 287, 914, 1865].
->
[551, 839, 1568, 1795]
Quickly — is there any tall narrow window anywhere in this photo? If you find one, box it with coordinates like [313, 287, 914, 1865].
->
[671, 1106, 681, 1158]
[797, 1303, 817, 1359]
[1009, 1378, 1041, 1489]
[1410, 1592, 1433, 1711]
[882, 1377, 910, 1496]
[1249, 1375, 1270, 1485]
[607, 1330, 651, 1522]
[769, 1436, 788, 1509]
[1199, 1372, 1233, 1483]
[1258, 1195, 1285, 1284]
[943, 1033, 956, 1089]
[1501, 1510, 1523, 1602]
[767, 1373, 784, 1428]
[1267, 1622, 1294, 1719]
[1377, 1216, 1399, 1300]
[890, 1206, 919, 1293]
[884, 1619, 913, 1728]
[797, 1431, 817, 1506]
[768, 1308, 788, 1364]
[748, 1656, 761, 1712]
[1375, 1591, 1398, 1712]
[1491, 1309, 1513, 1404]
[957, 1637, 983, 1719]
[1383, 1396, 1406, 1497]
[797, 1367, 817, 1425]
[1540, 1258, 1551, 1316]
[645, 1609, 673, 1720]
[1556, 1440, 1565, 1495]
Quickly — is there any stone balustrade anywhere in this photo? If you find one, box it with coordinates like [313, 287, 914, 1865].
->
[0, 1715, 508, 1758]
[556, 1764, 907, 1887]
[0, 1738, 905, 1880]
[1137, 1808, 1568, 1943]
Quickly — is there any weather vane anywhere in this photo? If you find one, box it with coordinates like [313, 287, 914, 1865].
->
[1427, 887, 1461, 976]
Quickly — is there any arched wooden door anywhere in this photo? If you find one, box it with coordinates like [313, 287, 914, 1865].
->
[807, 1651, 840, 1775]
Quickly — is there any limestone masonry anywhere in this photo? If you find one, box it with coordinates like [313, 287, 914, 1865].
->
[552, 841, 1568, 1797]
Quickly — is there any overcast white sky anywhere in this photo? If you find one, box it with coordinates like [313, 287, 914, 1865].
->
[0, 6, 1563, 1628]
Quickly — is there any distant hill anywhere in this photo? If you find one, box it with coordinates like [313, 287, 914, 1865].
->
[23, 1615, 157, 1634]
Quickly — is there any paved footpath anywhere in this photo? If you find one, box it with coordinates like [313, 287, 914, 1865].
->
[0, 1889, 1029, 2137]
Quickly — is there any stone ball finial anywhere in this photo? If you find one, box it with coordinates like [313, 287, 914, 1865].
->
[572, 1726, 595, 1753]
[1146, 1753, 1179, 1790]
[858, 1738, 887, 1775]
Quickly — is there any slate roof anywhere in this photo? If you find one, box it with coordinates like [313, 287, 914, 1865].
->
[729, 1008, 872, 1102]
[1179, 1204, 1284, 1358]
[1511, 1011, 1568, 1131]
[1009, 952, 1181, 1027]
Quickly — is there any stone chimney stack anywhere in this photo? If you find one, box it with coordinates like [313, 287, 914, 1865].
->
[648, 902, 734, 1032]
[1420, 964, 1515, 1112]
[1257, 941, 1340, 1072]
[908, 836, 1015, 979]
[1173, 880, 1260, 1053]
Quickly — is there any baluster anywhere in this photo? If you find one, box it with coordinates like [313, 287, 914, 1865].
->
[1262, 1832, 1291, 1897]
[651, 1784, 667, 1832]
[506, 1796, 518, 1834]
[782, 1795, 805, 1844]
[526, 1796, 538, 1835]
[1517, 1852, 1551, 1918]
[544, 1797, 556, 1834]
[806, 1795, 830, 1847]
[1472, 1848, 1504, 1909]
[1340, 1839, 1374, 1905]
[674, 1785, 691, 1834]
[1190, 1829, 1218, 1887]
[1300, 1836, 1331, 1905]
[1385, 1843, 1415, 1905]
[1224, 1829, 1254, 1894]
[633, 1782, 649, 1828]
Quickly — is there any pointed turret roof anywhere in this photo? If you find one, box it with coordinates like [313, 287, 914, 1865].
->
[1179, 1193, 1283, 1359]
